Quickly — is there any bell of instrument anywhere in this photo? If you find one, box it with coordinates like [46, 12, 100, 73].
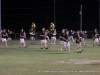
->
[31, 22, 36, 29]
[50, 22, 55, 29]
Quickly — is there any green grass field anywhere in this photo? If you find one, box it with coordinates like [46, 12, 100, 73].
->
[0, 39, 100, 75]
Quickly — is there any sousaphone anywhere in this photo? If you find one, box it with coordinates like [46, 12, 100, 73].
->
[50, 22, 55, 30]
[31, 22, 36, 29]
[31, 22, 36, 32]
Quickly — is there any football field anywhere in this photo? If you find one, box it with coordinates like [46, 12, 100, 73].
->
[0, 39, 100, 75]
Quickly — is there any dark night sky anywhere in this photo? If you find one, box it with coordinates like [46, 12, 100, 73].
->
[1, 0, 99, 32]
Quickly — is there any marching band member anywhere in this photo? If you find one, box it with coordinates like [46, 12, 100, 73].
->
[92, 29, 100, 46]
[45, 29, 50, 41]
[65, 29, 67, 32]
[59, 29, 65, 51]
[75, 31, 82, 53]
[0, 30, 2, 44]
[1, 29, 8, 47]
[49, 22, 56, 45]
[99, 32, 100, 45]
[70, 30, 75, 42]
[29, 28, 35, 44]
[80, 30, 86, 46]
[51, 28, 57, 45]
[54, 29, 57, 43]
[7, 30, 13, 44]
[40, 27, 48, 49]
[24, 31, 26, 38]
[63, 30, 71, 52]
[72, 31, 76, 41]
[50, 28, 54, 44]
[19, 29, 27, 48]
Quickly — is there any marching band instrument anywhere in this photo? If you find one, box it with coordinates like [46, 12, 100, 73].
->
[50, 22, 55, 35]
[50, 22, 55, 30]
[31, 22, 36, 29]
[78, 34, 81, 43]
[29, 22, 36, 35]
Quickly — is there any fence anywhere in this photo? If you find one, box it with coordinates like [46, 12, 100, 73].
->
[10, 31, 94, 40]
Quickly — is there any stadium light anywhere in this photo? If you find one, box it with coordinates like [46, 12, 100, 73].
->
[52, 0, 57, 28]
[79, 5, 82, 30]
[98, 0, 100, 32]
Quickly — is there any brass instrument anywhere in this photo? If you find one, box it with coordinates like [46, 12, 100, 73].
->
[50, 22, 55, 35]
[50, 22, 55, 30]
[31, 22, 36, 29]
[30, 22, 36, 34]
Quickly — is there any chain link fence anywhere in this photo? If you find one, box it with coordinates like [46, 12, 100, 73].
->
[11, 31, 94, 40]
